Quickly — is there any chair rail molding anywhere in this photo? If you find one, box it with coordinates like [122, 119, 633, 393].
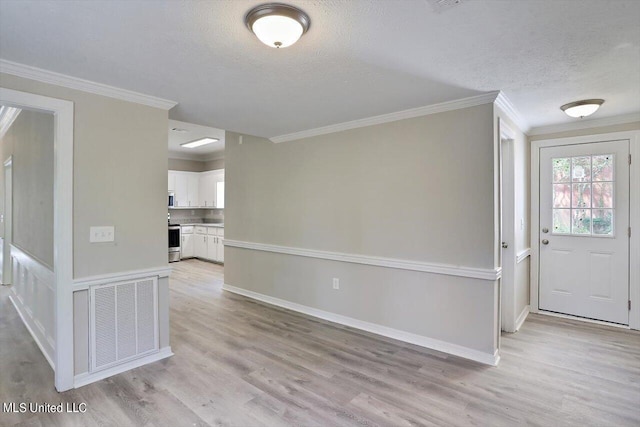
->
[224, 239, 501, 281]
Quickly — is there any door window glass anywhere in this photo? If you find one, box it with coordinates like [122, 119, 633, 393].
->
[552, 154, 614, 236]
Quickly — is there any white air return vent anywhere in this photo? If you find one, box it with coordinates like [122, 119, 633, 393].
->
[89, 277, 159, 372]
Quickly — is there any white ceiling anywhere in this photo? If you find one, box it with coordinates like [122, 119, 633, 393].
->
[0, 0, 638, 137]
[168, 119, 225, 161]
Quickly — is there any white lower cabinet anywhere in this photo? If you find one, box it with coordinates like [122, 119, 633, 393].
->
[181, 234, 194, 258]
[194, 233, 207, 259]
[189, 226, 224, 263]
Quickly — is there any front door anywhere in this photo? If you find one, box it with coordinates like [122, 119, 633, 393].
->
[539, 140, 630, 325]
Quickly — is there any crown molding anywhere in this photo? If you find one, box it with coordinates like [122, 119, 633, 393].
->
[494, 92, 530, 134]
[528, 112, 640, 136]
[0, 59, 177, 110]
[270, 91, 501, 143]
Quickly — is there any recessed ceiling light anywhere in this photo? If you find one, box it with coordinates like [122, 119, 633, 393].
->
[171, 127, 189, 133]
[245, 3, 310, 48]
[560, 99, 604, 119]
[180, 137, 219, 148]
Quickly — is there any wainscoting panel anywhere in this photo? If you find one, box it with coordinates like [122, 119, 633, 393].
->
[8, 245, 55, 368]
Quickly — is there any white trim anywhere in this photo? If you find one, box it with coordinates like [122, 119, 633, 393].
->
[270, 91, 501, 143]
[499, 119, 518, 335]
[0, 59, 177, 110]
[495, 92, 530, 134]
[528, 112, 640, 136]
[224, 239, 501, 281]
[222, 283, 499, 366]
[73, 266, 172, 290]
[0, 105, 21, 139]
[73, 346, 173, 389]
[8, 294, 55, 369]
[538, 310, 629, 330]
[0, 87, 75, 391]
[516, 248, 531, 264]
[530, 130, 640, 331]
[514, 305, 530, 331]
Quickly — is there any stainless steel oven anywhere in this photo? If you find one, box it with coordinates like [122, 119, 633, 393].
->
[168, 225, 181, 262]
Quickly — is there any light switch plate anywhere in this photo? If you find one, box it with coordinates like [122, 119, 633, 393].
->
[90, 226, 115, 243]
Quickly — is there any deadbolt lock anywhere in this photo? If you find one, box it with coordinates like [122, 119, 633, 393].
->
[542, 227, 549, 233]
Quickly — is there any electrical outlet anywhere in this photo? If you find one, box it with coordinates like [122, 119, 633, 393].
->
[90, 226, 115, 243]
[332, 278, 340, 290]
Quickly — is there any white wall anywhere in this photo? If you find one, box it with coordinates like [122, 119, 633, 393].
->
[225, 104, 501, 361]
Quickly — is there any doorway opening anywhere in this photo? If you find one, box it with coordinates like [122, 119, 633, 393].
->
[0, 88, 74, 391]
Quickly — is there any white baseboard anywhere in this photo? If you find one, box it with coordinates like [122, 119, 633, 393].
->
[8, 294, 55, 370]
[222, 283, 499, 366]
[73, 347, 173, 389]
[514, 305, 530, 331]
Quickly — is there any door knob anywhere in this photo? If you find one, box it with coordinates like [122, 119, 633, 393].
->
[502, 242, 508, 249]
[542, 239, 549, 245]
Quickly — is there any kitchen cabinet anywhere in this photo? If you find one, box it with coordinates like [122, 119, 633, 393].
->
[187, 226, 224, 263]
[199, 172, 215, 208]
[194, 233, 207, 259]
[216, 231, 224, 263]
[181, 226, 194, 259]
[174, 173, 189, 207]
[181, 233, 194, 258]
[168, 171, 176, 192]
[168, 169, 224, 209]
[187, 174, 199, 207]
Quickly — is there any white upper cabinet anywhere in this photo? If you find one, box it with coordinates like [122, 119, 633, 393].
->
[169, 169, 224, 209]
[174, 173, 189, 207]
[168, 171, 176, 192]
[199, 172, 216, 208]
[187, 174, 199, 207]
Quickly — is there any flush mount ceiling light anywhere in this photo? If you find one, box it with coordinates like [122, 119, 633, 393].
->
[560, 99, 604, 119]
[180, 137, 219, 149]
[245, 3, 310, 48]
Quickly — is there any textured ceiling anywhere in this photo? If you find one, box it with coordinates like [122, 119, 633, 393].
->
[0, 0, 638, 137]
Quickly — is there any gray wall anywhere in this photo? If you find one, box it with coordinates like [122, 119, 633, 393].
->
[1, 73, 170, 278]
[225, 104, 500, 355]
[0, 109, 54, 268]
[168, 157, 224, 172]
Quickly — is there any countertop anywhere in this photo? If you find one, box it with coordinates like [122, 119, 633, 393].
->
[177, 223, 224, 228]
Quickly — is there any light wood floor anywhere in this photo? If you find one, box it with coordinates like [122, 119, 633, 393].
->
[1, 259, 639, 426]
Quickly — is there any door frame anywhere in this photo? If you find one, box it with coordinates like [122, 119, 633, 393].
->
[531, 130, 640, 330]
[3, 156, 12, 285]
[0, 88, 75, 390]
[499, 119, 518, 332]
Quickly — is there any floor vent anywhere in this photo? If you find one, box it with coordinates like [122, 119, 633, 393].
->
[89, 277, 159, 372]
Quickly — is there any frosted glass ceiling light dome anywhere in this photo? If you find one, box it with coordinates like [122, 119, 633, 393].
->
[245, 3, 310, 48]
[560, 99, 604, 118]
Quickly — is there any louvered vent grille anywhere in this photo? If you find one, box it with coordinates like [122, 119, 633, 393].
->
[90, 277, 159, 372]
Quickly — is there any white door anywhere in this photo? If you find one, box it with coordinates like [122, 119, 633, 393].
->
[539, 140, 630, 324]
